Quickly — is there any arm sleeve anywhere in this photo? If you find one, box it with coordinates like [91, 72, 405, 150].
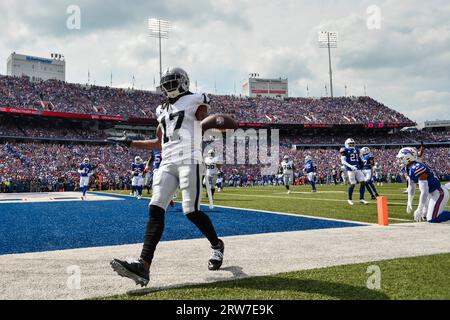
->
[418, 180, 430, 211]
[408, 180, 416, 206]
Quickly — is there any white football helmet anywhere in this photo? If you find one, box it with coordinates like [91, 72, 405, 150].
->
[396, 147, 418, 167]
[160, 67, 190, 99]
[345, 138, 356, 149]
[135, 156, 143, 164]
[283, 155, 290, 161]
[83, 158, 90, 164]
[305, 156, 312, 162]
[208, 149, 215, 157]
[360, 147, 371, 156]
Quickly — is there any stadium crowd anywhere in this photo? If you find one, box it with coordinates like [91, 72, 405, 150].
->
[0, 75, 448, 193]
[210, 95, 413, 125]
[0, 122, 106, 140]
[0, 75, 161, 118]
[0, 142, 137, 193]
[280, 131, 450, 146]
[1, 75, 414, 125]
[0, 141, 448, 193]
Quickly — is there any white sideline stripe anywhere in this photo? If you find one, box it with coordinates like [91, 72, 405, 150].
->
[219, 192, 386, 204]
[217, 192, 450, 209]
[209, 203, 372, 225]
[1, 222, 449, 300]
[0, 192, 124, 204]
[388, 218, 413, 222]
[98, 192, 373, 226]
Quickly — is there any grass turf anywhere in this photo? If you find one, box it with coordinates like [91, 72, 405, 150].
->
[105, 183, 449, 224]
[101, 185, 449, 300]
[106, 253, 450, 300]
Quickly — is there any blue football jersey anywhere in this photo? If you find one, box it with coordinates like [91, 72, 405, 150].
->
[408, 162, 441, 193]
[79, 164, 92, 177]
[361, 153, 374, 170]
[304, 160, 316, 173]
[132, 163, 145, 177]
[152, 150, 162, 171]
[340, 148, 361, 171]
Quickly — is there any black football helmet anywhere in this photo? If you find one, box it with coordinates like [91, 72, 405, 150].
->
[160, 67, 190, 99]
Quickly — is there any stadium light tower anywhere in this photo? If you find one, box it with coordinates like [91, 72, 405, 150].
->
[319, 31, 338, 98]
[148, 18, 170, 82]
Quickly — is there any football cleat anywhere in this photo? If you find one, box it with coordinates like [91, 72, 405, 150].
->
[348, 200, 354, 206]
[360, 200, 369, 205]
[110, 258, 150, 287]
[208, 240, 224, 271]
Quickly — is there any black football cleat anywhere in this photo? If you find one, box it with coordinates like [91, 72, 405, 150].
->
[208, 239, 225, 271]
[110, 258, 150, 287]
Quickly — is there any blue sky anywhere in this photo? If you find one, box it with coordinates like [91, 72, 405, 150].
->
[0, 0, 449, 124]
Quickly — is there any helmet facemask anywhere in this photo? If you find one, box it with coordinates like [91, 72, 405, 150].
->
[345, 138, 356, 149]
[160, 68, 190, 99]
[396, 148, 417, 168]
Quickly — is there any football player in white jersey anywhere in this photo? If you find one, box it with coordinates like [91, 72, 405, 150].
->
[280, 155, 295, 194]
[110, 68, 230, 287]
[205, 149, 222, 200]
[374, 162, 383, 187]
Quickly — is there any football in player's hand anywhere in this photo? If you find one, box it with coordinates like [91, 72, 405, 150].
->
[202, 114, 238, 131]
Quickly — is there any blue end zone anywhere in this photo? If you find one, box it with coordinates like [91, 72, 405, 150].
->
[0, 193, 364, 255]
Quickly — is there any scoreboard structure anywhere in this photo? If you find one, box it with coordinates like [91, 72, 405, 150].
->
[7, 52, 66, 82]
[243, 77, 288, 99]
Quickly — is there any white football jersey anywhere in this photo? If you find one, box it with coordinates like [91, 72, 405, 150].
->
[374, 164, 382, 174]
[205, 156, 219, 177]
[156, 93, 209, 165]
[281, 160, 294, 175]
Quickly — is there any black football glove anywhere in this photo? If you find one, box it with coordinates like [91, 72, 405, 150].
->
[106, 134, 133, 147]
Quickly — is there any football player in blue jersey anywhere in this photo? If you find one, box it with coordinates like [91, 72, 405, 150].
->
[360, 147, 380, 200]
[78, 158, 94, 200]
[131, 156, 145, 200]
[303, 156, 317, 193]
[151, 150, 162, 173]
[397, 147, 450, 223]
[340, 139, 368, 206]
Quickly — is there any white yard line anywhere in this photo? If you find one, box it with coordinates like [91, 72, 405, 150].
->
[97, 192, 372, 225]
[0, 223, 448, 300]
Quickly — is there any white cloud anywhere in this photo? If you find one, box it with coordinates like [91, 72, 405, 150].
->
[0, 0, 449, 124]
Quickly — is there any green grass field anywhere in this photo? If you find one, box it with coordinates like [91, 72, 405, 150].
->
[107, 183, 449, 224]
[107, 253, 450, 300]
[103, 184, 450, 300]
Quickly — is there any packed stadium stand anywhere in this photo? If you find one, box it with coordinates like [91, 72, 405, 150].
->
[0, 75, 449, 192]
